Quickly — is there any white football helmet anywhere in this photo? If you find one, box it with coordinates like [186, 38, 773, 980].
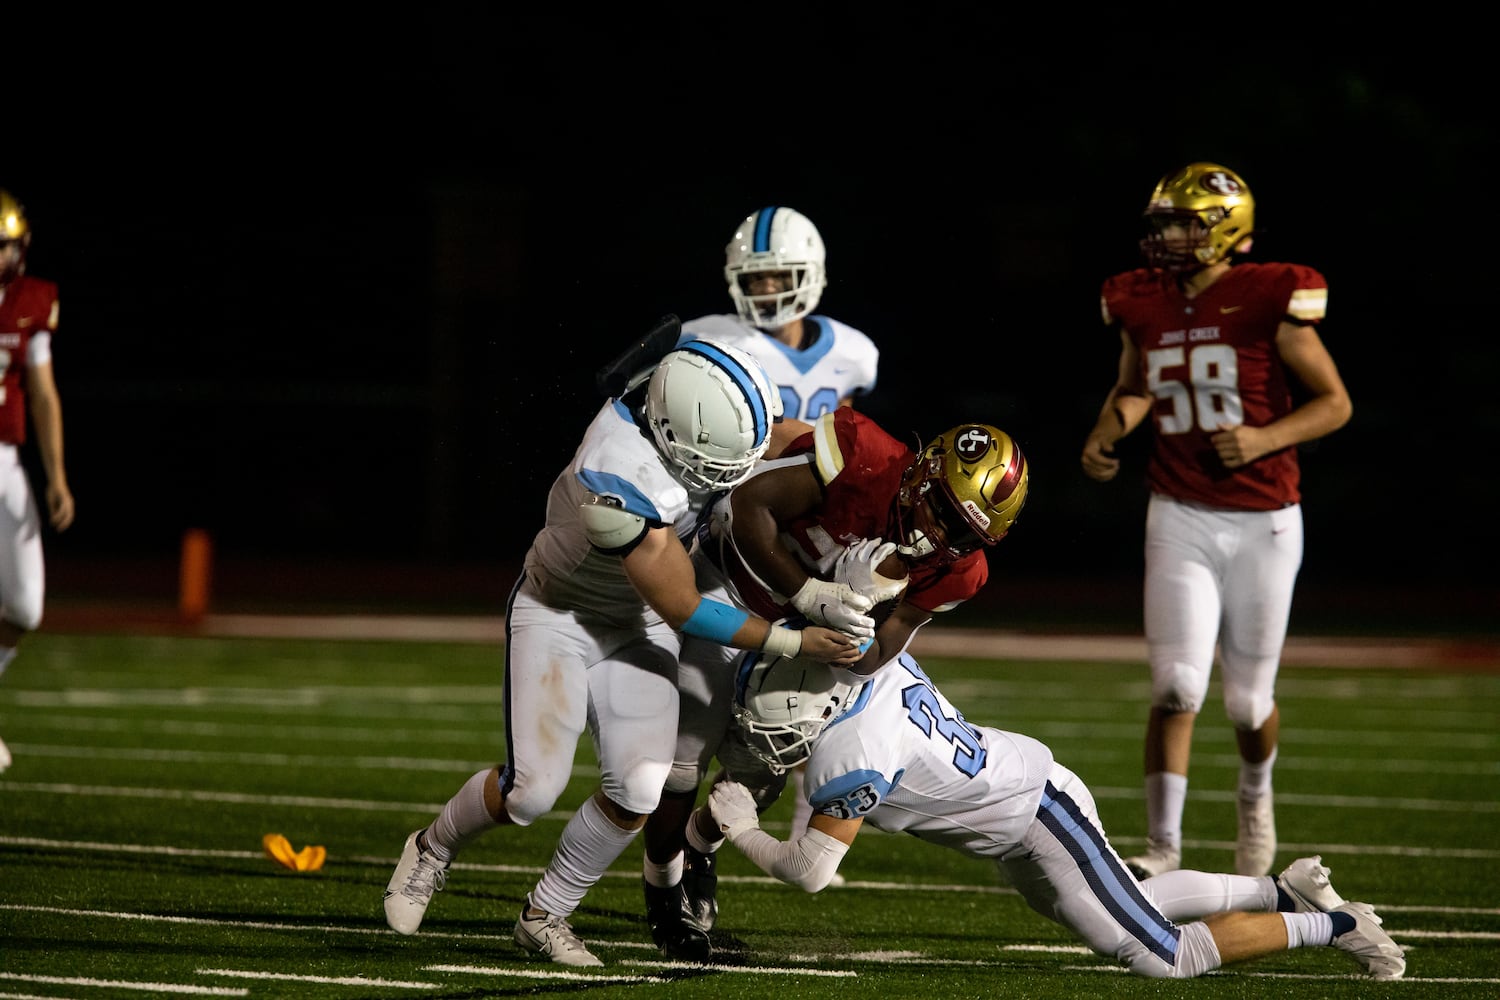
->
[732, 642, 860, 773]
[724, 206, 827, 328]
[646, 338, 783, 491]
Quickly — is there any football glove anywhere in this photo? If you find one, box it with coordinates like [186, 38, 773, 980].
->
[709, 780, 762, 841]
[789, 577, 875, 639]
[832, 537, 907, 604]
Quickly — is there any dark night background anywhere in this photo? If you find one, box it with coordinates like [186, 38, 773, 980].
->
[9, 13, 1497, 631]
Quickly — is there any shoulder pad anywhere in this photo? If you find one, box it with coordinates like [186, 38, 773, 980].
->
[580, 495, 648, 552]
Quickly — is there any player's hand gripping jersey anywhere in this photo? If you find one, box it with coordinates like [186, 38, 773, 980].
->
[1100, 261, 1328, 510]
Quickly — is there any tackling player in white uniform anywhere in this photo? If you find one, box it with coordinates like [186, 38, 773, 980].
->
[662, 206, 880, 914]
[382, 331, 868, 967]
[706, 644, 1405, 981]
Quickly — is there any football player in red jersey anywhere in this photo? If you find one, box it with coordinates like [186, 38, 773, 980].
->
[642, 409, 1028, 959]
[0, 189, 75, 774]
[1080, 163, 1353, 880]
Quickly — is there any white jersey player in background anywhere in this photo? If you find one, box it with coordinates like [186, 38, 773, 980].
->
[682, 205, 879, 421]
[706, 644, 1405, 981]
[382, 333, 868, 967]
[675, 205, 880, 889]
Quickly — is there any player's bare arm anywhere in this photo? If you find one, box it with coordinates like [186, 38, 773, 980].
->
[728, 463, 826, 597]
[767, 417, 813, 460]
[1081, 333, 1150, 482]
[25, 361, 72, 531]
[622, 524, 859, 665]
[1210, 322, 1353, 469]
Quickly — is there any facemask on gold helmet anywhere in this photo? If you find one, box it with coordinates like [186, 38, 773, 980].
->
[896, 424, 1028, 564]
[0, 189, 31, 286]
[1140, 162, 1254, 272]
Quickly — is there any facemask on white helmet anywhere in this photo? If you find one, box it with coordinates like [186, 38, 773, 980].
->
[732, 642, 860, 774]
[645, 338, 783, 491]
[724, 206, 828, 329]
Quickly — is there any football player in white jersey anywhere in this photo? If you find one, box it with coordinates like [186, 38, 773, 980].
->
[705, 644, 1405, 982]
[382, 332, 871, 967]
[681, 206, 879, 421]
[673, 205, 881, 903]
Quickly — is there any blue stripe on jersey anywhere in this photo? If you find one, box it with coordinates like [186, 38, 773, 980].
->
[576, 468, 663, 522]
[677, 339, 770, 445]
[754, 206, 777, 252]
[1037, 780, 1180, 964]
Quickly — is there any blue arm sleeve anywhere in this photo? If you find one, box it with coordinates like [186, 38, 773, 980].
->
[681, 598, 751, 645]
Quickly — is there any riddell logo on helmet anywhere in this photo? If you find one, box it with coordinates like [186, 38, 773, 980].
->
[955, 427, 993, 462]
[960, 498, 991, 529]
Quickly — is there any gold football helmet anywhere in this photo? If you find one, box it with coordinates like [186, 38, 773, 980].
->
[896, 424, 1028, 564]
[1140, 162, 1254, 271]
[0, 188, 32, 285]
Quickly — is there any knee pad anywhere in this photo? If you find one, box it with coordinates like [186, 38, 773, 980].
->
[599, 756, 672, 817]
[1150, 660, 1208, 713]
[1222, 682, 1275, 731]
[499, 767, 571, 827]
[665, 759, 707, 796]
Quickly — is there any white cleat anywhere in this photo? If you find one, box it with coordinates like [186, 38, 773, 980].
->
[1123, 837, 1181, 880]
[1331, 901, 1406, 980]
[514, 894, 603, 966]
[1278, 855, 1351, 914]
[384, 829, 449, 935]
[0, 734, 10, 773]
[1235, 793, 1277, 875]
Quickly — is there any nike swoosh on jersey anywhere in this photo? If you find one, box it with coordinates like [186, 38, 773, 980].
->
[1219, 305, 1243, 314]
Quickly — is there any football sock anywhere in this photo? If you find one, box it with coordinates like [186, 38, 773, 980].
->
[685, 807, 725, 854]
[531, 794, 638, 918]
[1238, 747, 1278, 799]
[1144, 771, 1188, 848]
[427, 768, 500, 862]
[1282, 911, 1336, 948]
[643, 850, 684, 888]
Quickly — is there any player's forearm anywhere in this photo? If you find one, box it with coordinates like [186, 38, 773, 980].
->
[1092, 388, 1151, 441]
[1271, 393, 1353, 449]
[29, 400, 67, 486]
[729, 826, 849, 892]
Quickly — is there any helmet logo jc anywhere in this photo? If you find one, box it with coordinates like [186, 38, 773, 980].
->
[954, 427, 993, 463]
[1203, 171, 1242, 195]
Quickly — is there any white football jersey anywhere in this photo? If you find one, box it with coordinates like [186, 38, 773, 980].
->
[523, 397, 715, 621]
[804, 651, 1055, 858]
[681, 313, 879, 421]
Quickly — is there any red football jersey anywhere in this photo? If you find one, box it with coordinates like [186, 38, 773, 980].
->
[1100, 261, 1328, 511]
[0, 275, 59, 445]
[721, 408, 988, 618]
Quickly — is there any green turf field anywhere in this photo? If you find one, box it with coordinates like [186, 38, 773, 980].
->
[1, 631, 1495, 998]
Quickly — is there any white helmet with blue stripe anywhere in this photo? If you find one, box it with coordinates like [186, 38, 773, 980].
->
[732, 637, 859, 773]
[646, 338, 783, 491]
[724, 206, 827, 328]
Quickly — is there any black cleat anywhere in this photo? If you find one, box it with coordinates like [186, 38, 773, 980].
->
[682, 845, 719, 932]
[643, 878, 710, 962]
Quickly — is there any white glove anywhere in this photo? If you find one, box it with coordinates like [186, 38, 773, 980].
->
[832, 537, 908, 604]
[709, 780, 761, 841]
[788, 576, 875, 639]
